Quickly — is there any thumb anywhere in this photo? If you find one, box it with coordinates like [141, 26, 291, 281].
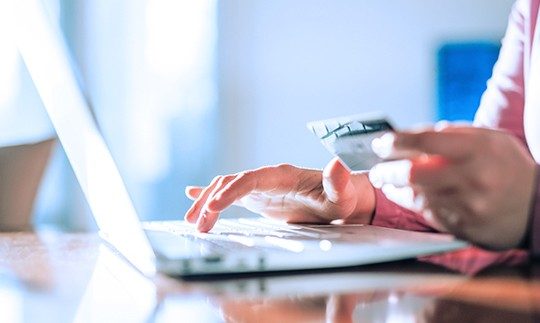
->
[322, 157, 352, 203]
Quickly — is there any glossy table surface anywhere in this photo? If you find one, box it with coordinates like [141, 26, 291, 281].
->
[0, 231, 539, 323]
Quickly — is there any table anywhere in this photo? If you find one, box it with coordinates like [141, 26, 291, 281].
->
[0, 232, 539, 322]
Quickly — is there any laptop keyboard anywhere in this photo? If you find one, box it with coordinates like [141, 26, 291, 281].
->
[142, 218, 455, 256]
[142, 218, 344, 254]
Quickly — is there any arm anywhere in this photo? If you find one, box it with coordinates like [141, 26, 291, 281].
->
[472, 0, 540, 256]
[0, 139, 54, 231]
[474, 0, 527, 144]
[371, 0, 532, 235]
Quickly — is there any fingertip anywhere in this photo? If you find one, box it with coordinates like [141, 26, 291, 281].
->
[368, 159, 412, 188]
[196, 210, 219, 232]
[184, 207, 198, 223]
[184, 213, 198, 224]
[185, 186, 202, 199]
[372, 132, 396, 159]
[184, 200, 202, 223]
[323, 157, 351, 192]
[323, 157, 349, 178]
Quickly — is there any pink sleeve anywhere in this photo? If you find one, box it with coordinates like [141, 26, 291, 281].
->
[371, 189, 435, 232]
[372, 1, 531, 235]
[473, 0, 527, 145]
[469, 0, 540, 257]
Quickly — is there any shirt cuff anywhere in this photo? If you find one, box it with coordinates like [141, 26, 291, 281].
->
[530, 164, 540, 258]
[371, 188, 435, 232]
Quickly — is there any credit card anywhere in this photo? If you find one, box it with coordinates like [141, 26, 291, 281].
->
[307, 114, 394, 171]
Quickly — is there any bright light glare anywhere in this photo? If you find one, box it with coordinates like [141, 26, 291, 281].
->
[74, 246, 156, 323]
[13, 0, 156, 275]
[145, 0, 216, 80]
[319, 239, 333, 251]
[0, 5, 20, 107]
[265, 236, 305, 253]
[0, 283, 22, 323]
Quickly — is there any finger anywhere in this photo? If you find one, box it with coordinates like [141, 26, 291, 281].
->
[369, 159, 412, 188]
[371, 124, 475, 159]
[205, 176, 249, 212]
[422, 192, 469, 234]
[197, 176, 236, 232]
[392, 131, 477, 160]
[184, 176, 226, 224]
[322, 157, 353, 203]
[380, 184, 418, 211]
[409, 155, 461, 189]
[206, 165, 296, 212]
[372, 132, 421, 160]
[187, 185, 245, 208]
[185, 186, 203, 200]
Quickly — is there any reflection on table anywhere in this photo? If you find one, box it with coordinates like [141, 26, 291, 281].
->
[0, 232, 538, 322]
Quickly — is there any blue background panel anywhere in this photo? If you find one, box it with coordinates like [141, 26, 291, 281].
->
[437, 42, 500, 121]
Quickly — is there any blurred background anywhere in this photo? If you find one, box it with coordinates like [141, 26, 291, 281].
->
[3, 0, 516, 230]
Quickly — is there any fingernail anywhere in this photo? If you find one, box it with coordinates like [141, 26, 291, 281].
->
[371, 132, 395, 159]
[196, 209, 208, 230]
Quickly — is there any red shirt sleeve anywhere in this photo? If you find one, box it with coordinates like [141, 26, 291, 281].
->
[370, 188, 435, 232]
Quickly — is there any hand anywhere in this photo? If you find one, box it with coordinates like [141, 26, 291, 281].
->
[184, 158, 376, 232]
[385, 126, 537, 250]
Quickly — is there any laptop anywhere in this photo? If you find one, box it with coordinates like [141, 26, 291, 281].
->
[11, 0, 468, 278]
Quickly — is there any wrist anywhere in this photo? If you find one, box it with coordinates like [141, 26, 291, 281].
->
[343, 172, 376, 224]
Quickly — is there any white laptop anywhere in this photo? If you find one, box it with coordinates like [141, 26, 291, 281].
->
[11, 0, 468, 278]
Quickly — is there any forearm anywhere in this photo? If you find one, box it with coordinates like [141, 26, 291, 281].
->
[0, 139, 54, 231]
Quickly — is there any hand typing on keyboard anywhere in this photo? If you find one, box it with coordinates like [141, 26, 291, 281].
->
[184, 158, 376, 232]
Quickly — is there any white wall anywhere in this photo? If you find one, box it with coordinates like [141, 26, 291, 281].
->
[217, 0, 516, 172]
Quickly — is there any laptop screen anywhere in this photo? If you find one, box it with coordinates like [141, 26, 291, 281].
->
[9, 0, 156, 275]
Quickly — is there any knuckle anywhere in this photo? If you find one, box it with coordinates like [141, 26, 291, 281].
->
[218, 174, 234, 185]
[474, 169, 496, 190]
[211, 175, 223, 184]
[468, 198, 489, 217]
[234, 171, 250, 184]
[477, 132, 498, 154]
[275, 163, 294, 173]
[275, 164, 295, 174]
[414, 134, 427, 147]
